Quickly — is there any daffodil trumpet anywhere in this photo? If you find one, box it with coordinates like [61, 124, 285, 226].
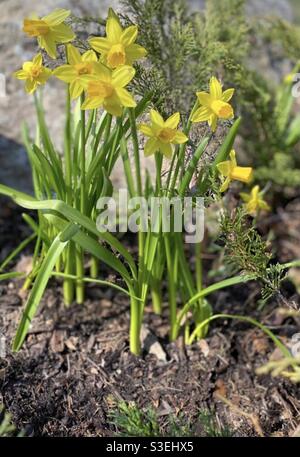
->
[217, 149, 253, 192]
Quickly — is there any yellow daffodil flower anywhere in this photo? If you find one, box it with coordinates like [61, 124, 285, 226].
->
[138, 109, 188, 159]
[240, 185, 271, 215]
[284, 73, 294, 85]
[89, 9, 147, 69]
[14, 53, 52, 94]
[191, 77, 235, 132]
[81, 63, 136, 116]
[217, 149, 253, 192]
[23, 9, 75, 59]
[53, 44, 98, 99]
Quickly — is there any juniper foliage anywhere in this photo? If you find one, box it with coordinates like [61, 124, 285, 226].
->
[219, 208, 287, 302]
[119, 0, 300, 186]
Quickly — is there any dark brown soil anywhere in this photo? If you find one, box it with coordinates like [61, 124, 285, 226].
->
[1, 196, 300, 437]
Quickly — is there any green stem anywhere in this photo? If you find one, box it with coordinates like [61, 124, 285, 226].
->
[129, 108, 142, 196]
[75, 245, 84, 304]
[129, 108, 144, 264]
[164, 234, 177, 340]
[63, 242, 75, 306]
[120, 136, 136, 198]
[169, 101, 199, 192]
[90, 256, 98, 279]
[151, 277, 163, 314]
[155, 152, 163, 194]
[130, 296, 141, 355]
[64, 88, 72, 205]
[195, 242, 203, 293]
[75, 94, 87, 303]
[80, 93, 86, 216]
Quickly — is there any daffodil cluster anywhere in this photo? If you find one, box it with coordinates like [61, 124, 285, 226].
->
[14, 8, 146, 116]
[14, 7, 258, 197]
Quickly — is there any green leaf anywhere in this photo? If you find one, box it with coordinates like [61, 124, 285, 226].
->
[285, 114, 300, 147]
[0, 233, 36, 272]
[0, 183, 35, 201]
[13, 223, 80, 351]
[0, 272, 25, 281]
[213, 117, 242, 167]
[175, 274, 255, 336]
[0, 185, 137, 280]
[188, 313, 290, 358]
[45, 214, 132, 284]
[179, 137, 209, 197]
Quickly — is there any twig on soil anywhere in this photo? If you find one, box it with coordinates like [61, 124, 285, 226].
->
[215, 393, 264, 437]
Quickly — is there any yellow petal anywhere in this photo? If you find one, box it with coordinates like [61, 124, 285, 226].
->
[172, 131, 188, 144]
[67, 44, 81, 65]
[39, 35, 57, 59]
[259, 200, 271, 211]
[217, 161, 231, 177]
[196, 91, 211, 107]
[231, 166, 253, 184]
[251, 185, 260, 199]
[25, 79, 37, 94]
[37, 68, 52, 83]
[221, 88, 235, 103]
[125, 43, 147, 64]
[14, 69, 28, 80]
[159, 142, 173, 159]
[108, 8, 120, 21]
[93, 62, 112, 82]
[191, 106, 211, 123]
[121, 25, 138, 46]
[42, 9, 71, 26]
[82, 50, 98, 62]
[144, 138, 159, 157]
[106, 17, 123, 44]
[49, 24, 75, 42]
[219, 177, 231, 193]
[229, 149, 237, 165]
[150, 109, 164, 128]
[115, 87, 136, 107]
[23, 62, 33, 72]
[81, 96, 103, 110]
[210, 77, 222, 99]
[103, 99, 123, 117]
[246, 201, 258, 215]
[53, 65, 76, 82]
[69, 79, 83, 99]
[240, 192, 251, 203]
[112, 65, 135, 87]
[33, 53, 43, 66]
[165, 112, 180, 129]
[89, 37, 111, 54]
[208, 114, 218, 132]
[138, 123, 153, 137]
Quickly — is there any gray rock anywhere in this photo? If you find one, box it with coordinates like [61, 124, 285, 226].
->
[188, 0, 293, 20]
